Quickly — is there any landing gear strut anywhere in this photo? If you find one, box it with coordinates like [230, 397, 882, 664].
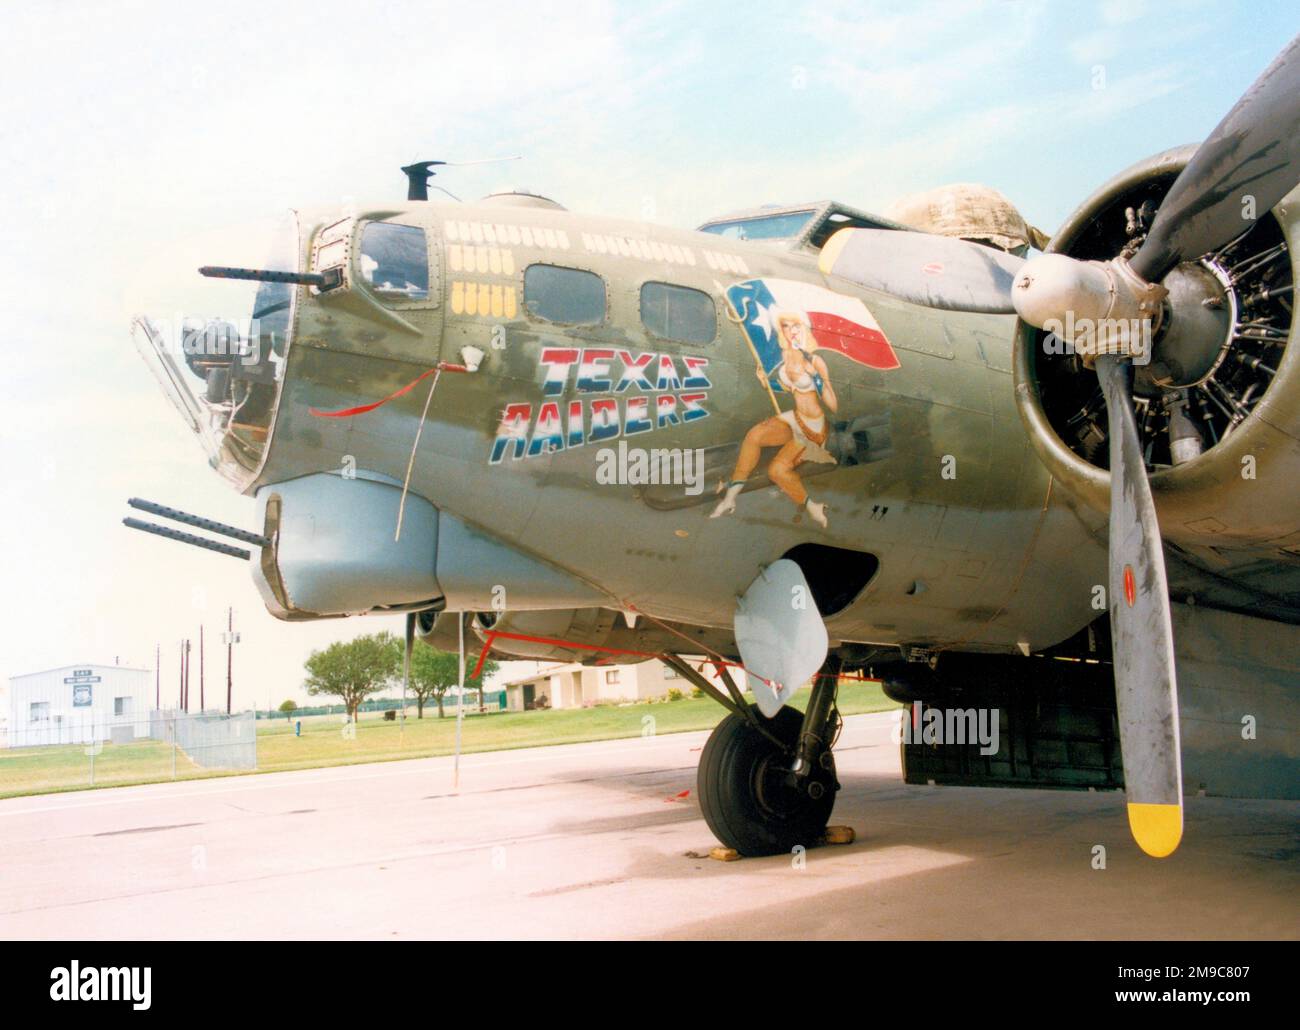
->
[667, 653, 842, 856]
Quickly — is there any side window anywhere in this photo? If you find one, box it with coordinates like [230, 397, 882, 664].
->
[358, 223, 429, 301]
[523, 264, 606, 325]
[640, 281, 717, 344]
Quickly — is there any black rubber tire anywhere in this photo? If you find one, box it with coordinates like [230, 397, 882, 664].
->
[697, 707, 837, 857]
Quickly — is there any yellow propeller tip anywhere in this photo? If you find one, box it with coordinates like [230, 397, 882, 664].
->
[817, 228, 852, 276]
[1127, 802, 1183, 858]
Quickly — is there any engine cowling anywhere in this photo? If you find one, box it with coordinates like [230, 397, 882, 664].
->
[1014, 145, 1300, 553]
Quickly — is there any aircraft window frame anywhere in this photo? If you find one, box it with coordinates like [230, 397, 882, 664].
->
[356, 221, 435, 308]
[794, 202, 914, 252]
[639, 280, 718, 345]
[698, 210, 816, 242]
[522, 263, 608, 327]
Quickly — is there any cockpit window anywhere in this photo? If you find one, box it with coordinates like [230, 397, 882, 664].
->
[523, 264, 606, 325]
[359, 222, 429, 300]
[640, 282, 716, 344]
[699, 211, 814, 241]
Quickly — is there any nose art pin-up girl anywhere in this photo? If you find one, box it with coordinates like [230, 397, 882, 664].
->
[711, 308, 838, 528]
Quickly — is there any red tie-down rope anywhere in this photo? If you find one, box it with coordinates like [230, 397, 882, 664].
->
[471, 616, 881, 688]
[616, 604, 879, 685]
[472, 602, 763, 683]
[471, 630, 698, 679]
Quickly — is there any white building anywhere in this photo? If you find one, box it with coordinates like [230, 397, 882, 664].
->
[501, 657, 731, 711]
[6, 663, 152, 748]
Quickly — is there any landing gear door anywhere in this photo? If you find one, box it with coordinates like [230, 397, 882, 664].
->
[734, 559, 829, 716]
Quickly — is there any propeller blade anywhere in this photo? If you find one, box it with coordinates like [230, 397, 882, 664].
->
[819, 227, 1024, 313]
[1131, 34, 1300, 282]
[1095, 355, 1183, 857]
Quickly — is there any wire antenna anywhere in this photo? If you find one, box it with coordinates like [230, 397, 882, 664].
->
[401, 155, 521, 200]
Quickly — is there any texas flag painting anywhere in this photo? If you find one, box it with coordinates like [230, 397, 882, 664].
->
[724, 278, 900, 390]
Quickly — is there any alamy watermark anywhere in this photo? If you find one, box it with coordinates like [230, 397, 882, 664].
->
[595, 440, 706, 496]
[140, 312, 268, 367]
[891, 700, 1001, 756]
[49, 962, 151, 1010]
[1042, 312, 1154, 365]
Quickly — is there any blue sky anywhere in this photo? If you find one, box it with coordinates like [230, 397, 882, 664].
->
[1, 0, 1295, 708]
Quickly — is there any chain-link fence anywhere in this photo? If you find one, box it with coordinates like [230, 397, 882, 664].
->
[254, 691, 506, 722]
[0, 710, 257, 797]
[153, 710, 257, 770]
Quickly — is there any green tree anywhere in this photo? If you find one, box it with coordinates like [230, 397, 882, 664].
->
[303, 632, 398, 723]
[278, 699, 298, 719]
[404, 641, 499, 718]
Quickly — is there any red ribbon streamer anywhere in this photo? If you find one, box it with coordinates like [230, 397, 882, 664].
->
[309, 363, 469, 418]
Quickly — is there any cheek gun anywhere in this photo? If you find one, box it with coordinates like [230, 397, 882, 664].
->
[122, 497, 272, 561]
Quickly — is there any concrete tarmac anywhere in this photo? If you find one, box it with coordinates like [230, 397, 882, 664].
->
[0, 711, 1295, 939]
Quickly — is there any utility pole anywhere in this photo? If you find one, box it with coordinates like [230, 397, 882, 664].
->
[226, 607, 234, 714]
[183, 639, 191, 713]
[178, 640, 184, 710]
[155, 644, 160, 710]
[200, 625, 205, 713]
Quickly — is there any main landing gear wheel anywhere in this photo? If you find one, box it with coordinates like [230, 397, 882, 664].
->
[698, 707, 838, 857]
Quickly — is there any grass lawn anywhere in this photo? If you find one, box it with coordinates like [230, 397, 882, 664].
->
[0, 738, 188, 798]
[0, 680, 898, 800]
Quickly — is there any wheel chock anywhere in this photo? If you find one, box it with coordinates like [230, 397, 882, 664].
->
[702, 826, 855, 862]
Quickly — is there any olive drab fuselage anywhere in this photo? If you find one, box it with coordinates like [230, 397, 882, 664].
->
[247, 197, 1112, 653]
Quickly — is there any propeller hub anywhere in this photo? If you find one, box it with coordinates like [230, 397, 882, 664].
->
[1134, 260, 1234, 393]
[1012, 254, 1166, 366]
[1011, 253, 1113, 330]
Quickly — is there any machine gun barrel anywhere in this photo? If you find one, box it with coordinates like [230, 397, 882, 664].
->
[199, 265, 341, 289]
[127, 498, 271, 548]
[122, 518, 252, 561]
